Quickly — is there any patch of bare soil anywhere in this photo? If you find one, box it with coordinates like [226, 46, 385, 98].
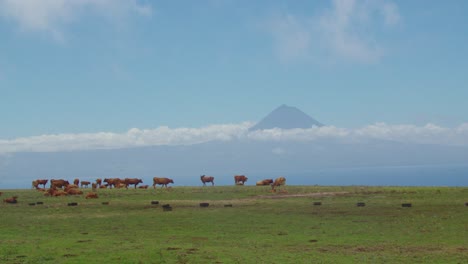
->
[254, 192, 350, 199]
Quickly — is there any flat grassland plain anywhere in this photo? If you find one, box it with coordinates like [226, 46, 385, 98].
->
[1, 186, 467, 263]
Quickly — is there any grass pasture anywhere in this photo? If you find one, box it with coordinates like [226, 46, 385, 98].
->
[1, 185, 467, 263]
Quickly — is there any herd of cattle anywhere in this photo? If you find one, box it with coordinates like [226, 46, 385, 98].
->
[2, 175, 286, 203]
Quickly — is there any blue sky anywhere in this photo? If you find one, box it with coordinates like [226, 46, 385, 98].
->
[1, 0, 468, 151]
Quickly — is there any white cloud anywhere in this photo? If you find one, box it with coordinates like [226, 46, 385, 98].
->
[265, 0, 400, 63]
[0, 123, 253, 153]
[0, 0, 152, 40]
[1, 122, 468, 154]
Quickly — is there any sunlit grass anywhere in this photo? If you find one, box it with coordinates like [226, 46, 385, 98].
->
[1, 185, 467, 263]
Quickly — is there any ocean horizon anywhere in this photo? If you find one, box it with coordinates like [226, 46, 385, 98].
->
[1, 164, 467, 189]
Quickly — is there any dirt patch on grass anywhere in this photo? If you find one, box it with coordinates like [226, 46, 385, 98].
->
[317, 244, 465, 255]
[254, 192, 350, 199]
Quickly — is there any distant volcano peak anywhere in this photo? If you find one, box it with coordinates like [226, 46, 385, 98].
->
[249, 105, 323, 131]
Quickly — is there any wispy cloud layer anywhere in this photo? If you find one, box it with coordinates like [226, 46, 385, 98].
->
[0, 0, 152, 40]
[1, 122, 468, 154]
[265, 0, 400, 63]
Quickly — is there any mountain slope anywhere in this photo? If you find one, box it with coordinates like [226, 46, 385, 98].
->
[249, 104, 323, 131]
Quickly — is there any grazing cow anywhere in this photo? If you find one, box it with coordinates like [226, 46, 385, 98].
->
[152, 177, 174, 188]
[124, 178, 143, 189]
[50, 179, 69, 189]
[138, 185, 149, 189]
[85, 192, 99, 199]
[36, 179, 48, 188]
[200, 175, 215, 186]
[3, 196, 18, 204]
[80, 181, 91, 188]
[96, 178, 102, 187]
[256, 179, 274, 186]
[271, 177, 286, 192]
[67, 188, 83, 195]
[73, 178, 80, 186]
[234, 175, 248, 185]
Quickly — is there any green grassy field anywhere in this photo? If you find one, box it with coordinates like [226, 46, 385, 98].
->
[1, 185, 467, 263]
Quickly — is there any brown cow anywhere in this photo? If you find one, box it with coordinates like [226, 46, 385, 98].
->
[271, 177, 286, 192]
[115, 183, 126, 189]
[50, 179, 69, 189]
[99, 184, 108, 189]
[153, 177, 174, 188]
[103, 178, 124, 189]
[67, 188, 83, 195]
[234, 175, 248, 185]
[85, 192, 98, 199]
[36, 179, 48, 188]
[256, 179, 273, 186]
[92, 183, 97, 191]
[200, 175, 215, 186]
[0, 192, 2, 196]
[138, 185, 149, 189]
[124, 178, 143, 189]
[80, 181, 91, 188]
[96, 178, 102, 187]
[53, 190, 68, 196]
[73, 178, 80, 186]
[65, 184, 79, 192]
[3, 196, 18, 204]
[32, 180, 39, 189]
[103, 178, 115, 188]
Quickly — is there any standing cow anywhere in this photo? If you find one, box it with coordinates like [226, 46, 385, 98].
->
[200, 175, 215, 186]
[234, 175, 248, 185]
[124, 178, 143, 189]
[153, 177, 174, 188]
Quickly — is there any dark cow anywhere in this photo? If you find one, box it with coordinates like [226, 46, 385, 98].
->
[256, 179, 274, 186]
[3, 196, 18, 204]
[73, 178, 80, 186]
[153, 177, 174, 188]
[271, 177, 286, 192]
[85, 192, 99, 199]
[50, 179, 69, 189]
[80, 181, 91, 188]
[124, 178, 143, 189]
[200, 175, 215, 186]
[234, 175, 248, 185]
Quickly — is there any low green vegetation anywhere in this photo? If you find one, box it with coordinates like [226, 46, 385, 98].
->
[1, 185, 467, 263]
